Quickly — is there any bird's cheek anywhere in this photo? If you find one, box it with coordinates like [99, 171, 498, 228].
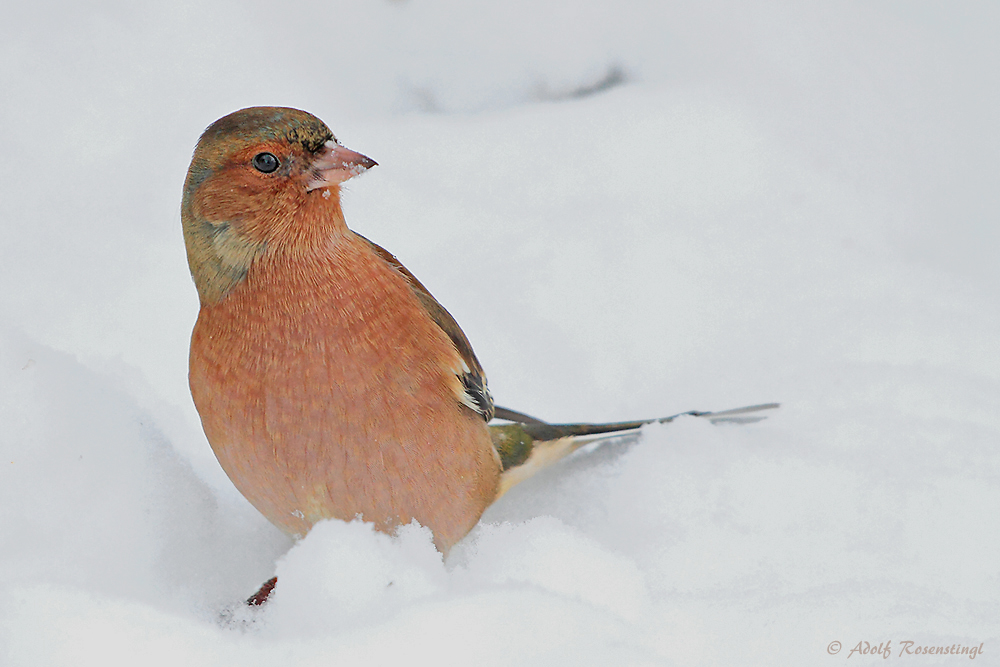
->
[193, 170, 276, 222]
[192, 181, 242, 224]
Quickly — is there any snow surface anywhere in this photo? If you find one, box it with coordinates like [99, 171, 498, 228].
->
[2, 1, 999, 665]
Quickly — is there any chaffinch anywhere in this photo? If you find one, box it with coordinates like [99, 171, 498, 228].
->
[181, 107, 776, 596]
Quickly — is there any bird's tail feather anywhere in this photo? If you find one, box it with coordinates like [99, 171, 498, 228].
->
[490, 403, 779, 497]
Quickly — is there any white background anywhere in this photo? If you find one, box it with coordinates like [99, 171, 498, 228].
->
[1, 1, 998, 664]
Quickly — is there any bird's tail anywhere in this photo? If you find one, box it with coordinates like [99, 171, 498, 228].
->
[490, 403, 779, 497]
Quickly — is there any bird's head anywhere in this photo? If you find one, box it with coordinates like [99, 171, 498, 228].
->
[181, 106, 376, 305]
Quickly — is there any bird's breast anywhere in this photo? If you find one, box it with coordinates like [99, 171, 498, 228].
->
[189, 235, 498, 551]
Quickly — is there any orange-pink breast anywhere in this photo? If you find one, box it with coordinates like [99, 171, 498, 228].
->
[189, 234, 499, 551]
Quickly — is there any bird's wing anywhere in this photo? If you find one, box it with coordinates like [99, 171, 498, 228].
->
[354, 233, 494, 421]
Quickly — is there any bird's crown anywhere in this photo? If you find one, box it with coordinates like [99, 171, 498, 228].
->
[201, 106, 333, 153]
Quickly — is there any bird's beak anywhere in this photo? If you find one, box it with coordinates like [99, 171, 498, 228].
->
[303, 140, 378, 192]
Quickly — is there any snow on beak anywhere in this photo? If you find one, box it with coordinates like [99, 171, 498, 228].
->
[303, 140, 377, 191]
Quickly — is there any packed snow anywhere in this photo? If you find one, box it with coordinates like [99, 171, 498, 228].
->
[1, 1, 998, 665]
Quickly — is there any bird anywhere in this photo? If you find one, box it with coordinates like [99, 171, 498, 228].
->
[182, 107, 777, 599]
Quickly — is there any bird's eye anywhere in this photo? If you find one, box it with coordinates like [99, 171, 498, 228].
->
[252, 152, 280, 173]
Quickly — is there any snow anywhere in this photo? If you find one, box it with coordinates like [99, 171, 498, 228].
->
[2, 1, 998, 665]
